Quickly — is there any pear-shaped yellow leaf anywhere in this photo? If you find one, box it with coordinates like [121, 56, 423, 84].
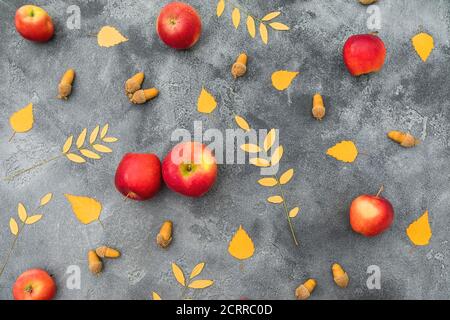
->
[171, 263, 186, 286]
[9, 218, 19, 236]
[232, 8, 240, 29]
[89, 125, 100, 144]
[240, 144, 262, 153]
[249, 158, 270, 167]
[216, 0, 225, 17]
[66, 153, 86, 163]
[327, 141, 358, 163]
[152, 292, 162, 300]
[197, 87, 217, 114]
[258, 177, 278, 187]
[100, 124, 109, 138]
[264, 129, 277, 151]
[259, 23, 268, 44]
[289, 207, 300, 218]
[97, 26, 128, 47]
[76, 128, 87, 148]
[102, 137, 118, 143]
[40, 193, 53, 206]
[80, 149, 101, 160]
[92, 144, 112, 153]
[267, 195, 284, 204]
[17, 203, 27, 222]
[25, 215, 42, 225]
[228, 225, 255, 260]
[262, 11, 281, 21]
[188, 280, 214, 289]
[10, 103, 33, 133]
[190, 262, 205, 279]
[246, 16, 256, 38]
[270, 145, 284, 166]
[269, 22, 290, 31]
[271, 71, 299, 91]
[406, 211, 432, 246]
[64, 194, 102, 225]
[412, 33, 434, 62]
[62, 136, 73, 154]
[279, 169, 294, 185]
[235, 115, 250, 131]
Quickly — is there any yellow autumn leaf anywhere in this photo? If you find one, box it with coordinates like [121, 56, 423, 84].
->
[279, 169, 294, 185]
[271, 70, 299, 91]
[406, 211, 432, 246]
[25, 215, 42, 225]
[89, 125, 100, 144]
[152, 292, 162, 300]
[240, 144, 262, 153]
[269, 22, 290, 31]
[326, 141, 358, 163]
[64, 194, 102, 225]
[17, 203, 27, 222]
[100, 124, 109, 138]
[264, 129, 276, 151]
[267, 195, 284, 204]
[76, 128, 87, 148]
[228, 225, 255, 260]
[10, 103, 33, 133]
[412, 32, 434, 62]
[259, 23, 268, 44]
[289, 207, 300, 218]
[216, 0, 225, 17]
[249, 157, 270, 167]
[262, 11, 281, 21]
[197, 87, 217, 114]
[246, 16, 256, 38]
[232, 8, 240, 29]
[171, 263, 186, 286]
[188, 280, 214, 289]
[235, 115, 250, 131]
[80, 149, 101, 159]
[92, 144, 112, 153]
[9, 218, 19, 236]
[270, 145, 284, 166]
[66, 153, 86, 163]
[190, 262, 205, 279]
[40, 193, 53, 206]
[102, 137, 118, 143]
[62, 136, 73, 154]
[258, 177, 278, 187]
[97, 26, 128, 47]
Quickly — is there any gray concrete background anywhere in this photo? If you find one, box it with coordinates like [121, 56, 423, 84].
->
[0, 0, 449, 300]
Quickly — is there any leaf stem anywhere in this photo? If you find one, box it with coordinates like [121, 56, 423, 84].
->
[274, 175, 299, 246]
[225, 0, 265, 24]
[3, 154, 63, 182]
[0, 221, 25, 281]
[8, 132, 16, 142]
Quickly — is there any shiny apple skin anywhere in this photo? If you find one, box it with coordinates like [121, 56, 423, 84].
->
[15, 5, 54, 42]
[343, 34, 386, 76]
[13, 269, 56, 300]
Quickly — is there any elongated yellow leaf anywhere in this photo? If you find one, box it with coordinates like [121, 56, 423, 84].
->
[66, 153, 86, 163]
[258, 177, 278, 187]
[92, 144, 112, 153]
[197, 87, 217, 114]
[89, 125, 100, 144]
[240, 144, 262, 153]
[100, 124, 109, 138]
[270, 145, 284, 166]
[40, 193, 53, 206]
[216, 0, 225, 17]
[249, 158, 270, 167]
[76, 128, 87, 148]
[267, 195, 284, 204]
[171, 263, 186, 286]
[235, 115, 250, 131]
[152, 292, 162, 300]
[269, 22, 290, 31]
[289, 207, 300, 218]
[259, 23, 268, 44]
[10, 103, 33, 133]
[188, 280, 214, 289]
[246, 16, 256, 38]
[62, 136, 73, 154]
[18, 203, 27, 222]
[102, 137, 118, 143]
[406, 211, 432, 246]
[262, 11, 281, 21]
[264, 129, 276, 151]
[97, 26, 128, 47]
[80, 149, 101, 159]
[232, 8, 240, 29]
[25, 214, 42, 225]
[228, 225, 255, 260]
[64, 194, 102, 224]
[279, 169, 294, 185]
[190, 262, 205, 279]
[9, 218, 19, 236]
[412, 33, 434, 62]
[326, 141, 358, 163]
[271, 70, 299, 91]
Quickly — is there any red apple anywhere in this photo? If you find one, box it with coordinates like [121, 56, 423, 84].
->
[162, 142, 217, 197]
[115, 153, 162, 201]
[349, 187, 394, 237]
[156, 2, 202, 50]
[15, 5, 54, 42]
[13, 269, 56, 300]
[343, 34, 386, 76]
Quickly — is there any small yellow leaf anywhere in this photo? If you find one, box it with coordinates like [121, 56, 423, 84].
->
[188, 280, 214, 289]
[100, 124, 109, 138]
[267, 195, 284, 204]
[326, 141, 358, 163]
[269, 22, 290, 31]
[197, 87, 217, 114]
[80, 149, 101, 160]
[228, 225, 255, 260]
[25, 215, 42, 225]
[76, 128, 87, 148]
[102, 137, 118, 143]
[249, 158, 270, 167]
[190, 262, 205, 279]
[270, 145, 284, 166]
[406, 211, 432, 246]
[279, 169, 294, 185]
[40, 193, 53, 206]
[64, 194, 102, 224]
[412, 32, 434, 62]
[89, 125, 100, 144]
[9, 218, 19, 236]
[66, 153, 86, 163]
[263, 129, 276, 151]
[92, 144, 112, 153]
[17, 203, 27, 222]
[259, 23, 268, 44]
[258, 177, 278, 187]
[271, 70, 299, 91]
[10, 103, 33, 133]
[232, 8, 240, 29]
[240, 144, 262, 153]
[216, 0, 225, 17]
[246, 16, 256, 38]
[171, 263, 186, 286]
[97, 26, 128, 47]
[262, 11, 281, 21]
[235, 115, 250, 131]
[152, 292, 162, 300]
[62, 136, 73, 154]
[289, 207, 300, 218]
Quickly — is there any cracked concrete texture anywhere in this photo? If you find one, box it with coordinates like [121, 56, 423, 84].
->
[0, 0, 449, 299]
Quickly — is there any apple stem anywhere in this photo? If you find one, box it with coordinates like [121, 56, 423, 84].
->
[376, 185, 384, 197]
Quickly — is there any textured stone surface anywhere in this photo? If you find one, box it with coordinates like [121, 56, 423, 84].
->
[1, 0, 449, 300]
